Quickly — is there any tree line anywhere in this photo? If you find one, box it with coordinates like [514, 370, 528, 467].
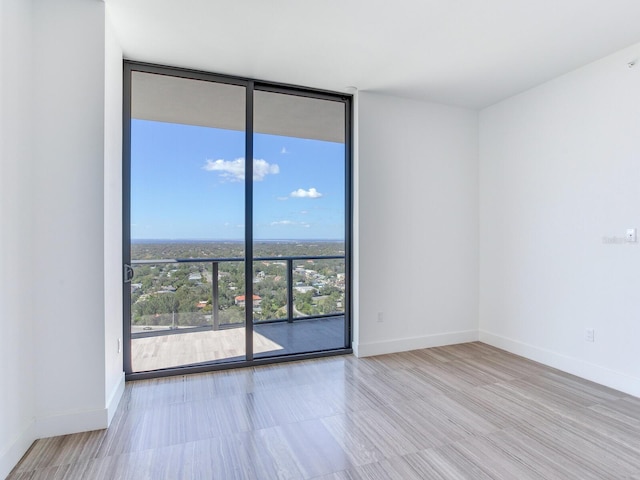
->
[130, 241, 345, 327]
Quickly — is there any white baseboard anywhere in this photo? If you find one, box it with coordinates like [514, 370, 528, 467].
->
[36, 407, 109, 440]
[354, 329, 479, 357]
[480, 330, 640, 398]
[0, 419, 36, 479]
[1, 374, 126, 476]
[36, 373, 126, 438]
[106, 372, 125, 426]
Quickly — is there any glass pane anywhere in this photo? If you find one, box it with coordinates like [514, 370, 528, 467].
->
[252, 90, 347, 358]
[292, 257, 345, 319]
[253, 259, 288, 323]
[129, 72, 246, 372]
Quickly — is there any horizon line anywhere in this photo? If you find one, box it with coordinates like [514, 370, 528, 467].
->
[131, 238, 345, 243]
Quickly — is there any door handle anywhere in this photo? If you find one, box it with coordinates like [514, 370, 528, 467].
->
[124, 264, 134, 283]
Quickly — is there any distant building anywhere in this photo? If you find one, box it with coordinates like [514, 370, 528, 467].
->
[294, 285, 317, 295]
[234, 294, 262, 307]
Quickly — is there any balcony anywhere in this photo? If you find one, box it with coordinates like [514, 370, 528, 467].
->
[128, 255, 348, 373]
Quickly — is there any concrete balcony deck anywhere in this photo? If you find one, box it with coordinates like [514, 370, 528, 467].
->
[131, 315, 346, 372]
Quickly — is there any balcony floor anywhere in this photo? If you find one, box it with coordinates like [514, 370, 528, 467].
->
[131, 315, 346, 372]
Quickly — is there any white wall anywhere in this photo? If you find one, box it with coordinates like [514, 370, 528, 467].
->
[355, 92, 479, 356]
[479, 43, 640, 396]
[104, 9, 125, 424]
[0, 0, 37, 477]
[31, 0, 119, 436]
[1, 1, 123, 475]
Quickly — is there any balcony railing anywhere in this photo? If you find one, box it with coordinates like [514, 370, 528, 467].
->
[130, 255, 345, 338]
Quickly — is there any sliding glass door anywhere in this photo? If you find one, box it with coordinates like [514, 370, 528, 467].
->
[252, 90, 348, 358]
[123, 63, 351, 377]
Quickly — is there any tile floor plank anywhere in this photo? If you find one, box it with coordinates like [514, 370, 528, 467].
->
[9, 342, 640, 479]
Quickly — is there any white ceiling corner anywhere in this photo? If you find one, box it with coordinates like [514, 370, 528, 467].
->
[106, 0, 640, 109]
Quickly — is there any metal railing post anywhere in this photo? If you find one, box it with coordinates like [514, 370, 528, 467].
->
[287, 258, 294, 323]
[212, 261, 219, 331]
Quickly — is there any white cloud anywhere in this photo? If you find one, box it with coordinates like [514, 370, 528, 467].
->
[291, 187, 323, 198]
[281, 147, 289, 154]
[254, 159, 280, 180]
[270, 220, 312, 228]
[203, 158, 279, 181]
[271, 220, 294, 226]
[203, 158, 243, 180]
[276, 196, 289, 201]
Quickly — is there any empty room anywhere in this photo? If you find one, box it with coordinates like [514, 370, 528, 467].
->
[2, 0, 640, 478]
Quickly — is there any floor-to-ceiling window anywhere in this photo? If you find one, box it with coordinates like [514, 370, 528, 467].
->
[123, 62, 351, 378]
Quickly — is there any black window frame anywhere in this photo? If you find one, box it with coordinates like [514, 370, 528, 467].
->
[122, 61, 353, 380]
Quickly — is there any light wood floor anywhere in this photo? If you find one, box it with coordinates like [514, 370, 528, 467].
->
[9, 342, 640, 479]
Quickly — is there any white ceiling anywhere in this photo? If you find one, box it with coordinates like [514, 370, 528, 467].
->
[106, 0, 640, 109]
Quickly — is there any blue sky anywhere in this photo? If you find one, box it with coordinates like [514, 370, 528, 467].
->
[131, 120, 345, 240]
